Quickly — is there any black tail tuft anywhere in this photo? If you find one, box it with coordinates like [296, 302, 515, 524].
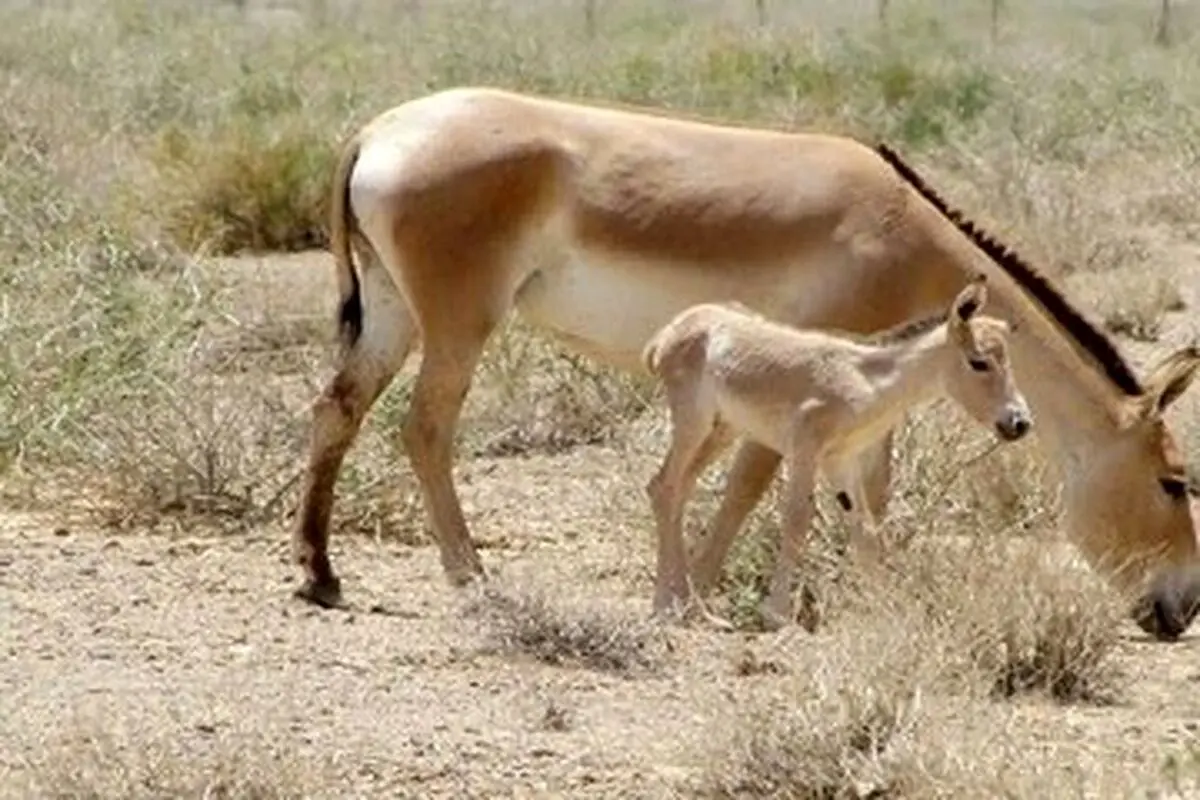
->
[338, 277, 363, 346]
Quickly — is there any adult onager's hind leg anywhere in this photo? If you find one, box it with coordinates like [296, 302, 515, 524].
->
[401, 329, 493, 585]
[294, 261, 416, 608]
[395, 237, 518, 586]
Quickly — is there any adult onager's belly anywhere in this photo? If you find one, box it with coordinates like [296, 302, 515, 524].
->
[512, 238, 857, 374]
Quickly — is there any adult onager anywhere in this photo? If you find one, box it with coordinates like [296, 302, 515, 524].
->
[641, 278, 1032, 629]
[293, 86, 1200, 641]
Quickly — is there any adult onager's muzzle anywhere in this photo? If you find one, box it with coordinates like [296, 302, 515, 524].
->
[995, 405, 1032, 442]
[1132, 573, 1200, 642]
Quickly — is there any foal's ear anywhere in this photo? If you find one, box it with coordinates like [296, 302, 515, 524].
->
[951, 276, 989, 323]
[1136, 343, 1200, 419]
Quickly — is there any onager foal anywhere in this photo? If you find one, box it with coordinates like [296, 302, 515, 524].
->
[642, 278, 1032, 630]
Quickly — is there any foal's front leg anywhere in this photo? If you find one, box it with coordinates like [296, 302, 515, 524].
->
[828, 459, 885, 572]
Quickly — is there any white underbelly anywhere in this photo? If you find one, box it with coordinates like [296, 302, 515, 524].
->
[711, 391, 791, 456]
[512, 242, 851, 374]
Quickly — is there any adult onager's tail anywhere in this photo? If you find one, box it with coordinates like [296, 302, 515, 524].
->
[329, 132, 365, 351]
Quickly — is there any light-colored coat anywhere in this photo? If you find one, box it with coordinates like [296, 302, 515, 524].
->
[641, 279, 1031, 629]
[292, 86, 1200, 641]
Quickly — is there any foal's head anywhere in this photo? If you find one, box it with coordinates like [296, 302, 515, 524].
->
[940, 278, 1032, 443]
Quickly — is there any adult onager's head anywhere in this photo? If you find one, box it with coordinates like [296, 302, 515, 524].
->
[936, 278, 1031, 444]
[1093, 345, 1200, 639]
[292, 86, 1200, 641]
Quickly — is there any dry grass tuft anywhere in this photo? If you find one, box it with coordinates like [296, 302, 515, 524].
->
[877, 539, 1129, 707]
[966, 564, 1127, 706]
[466, 322, 656, 458]
[461, 581, 671, 675]
[538, 698, 575, 732]
[696, 615, 957, 800]
[11, 728, 318, 800]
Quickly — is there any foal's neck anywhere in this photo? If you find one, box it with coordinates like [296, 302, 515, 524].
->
[857, 326, 954, 422]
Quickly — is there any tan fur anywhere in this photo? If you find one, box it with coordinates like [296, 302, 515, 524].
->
[293, 86, 1200, 641]
[642, 280, 1031, 629]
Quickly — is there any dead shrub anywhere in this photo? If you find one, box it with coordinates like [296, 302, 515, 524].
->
[71, 371, 308, 529]
[966, 564, 1127, 705]
[696, 615, 959, 799]
[10, 728, 317, 800]
[878, 540, 1128, 707]
[461, 581, 670, 675]
[148, 119, 334, 255]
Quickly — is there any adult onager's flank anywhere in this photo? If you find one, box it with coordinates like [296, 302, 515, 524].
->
[641, 279, 1032, 630]
[293, 86, 1200, 641]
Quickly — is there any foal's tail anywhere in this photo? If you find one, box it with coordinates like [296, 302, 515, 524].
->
[640, 325, 672, 376]
[329, 130, 365, 352]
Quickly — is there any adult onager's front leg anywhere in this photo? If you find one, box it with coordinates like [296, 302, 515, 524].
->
[688, 439, 782, 594]
[760, 437, 820, 632]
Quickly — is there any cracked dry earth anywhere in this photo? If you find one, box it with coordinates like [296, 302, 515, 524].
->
[4, 246, 1200, 798]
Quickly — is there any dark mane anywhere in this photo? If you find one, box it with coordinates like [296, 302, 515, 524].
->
[862, 311, 948, 345]
[874, 143, 1143, 397]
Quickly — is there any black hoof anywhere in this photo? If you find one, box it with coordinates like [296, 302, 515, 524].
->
[294, 576, 344, 610]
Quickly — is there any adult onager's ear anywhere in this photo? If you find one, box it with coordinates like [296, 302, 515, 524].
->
[1136, 343, 1200, 419]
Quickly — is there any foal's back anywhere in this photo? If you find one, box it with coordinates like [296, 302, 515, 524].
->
[644, 303, 878, 452]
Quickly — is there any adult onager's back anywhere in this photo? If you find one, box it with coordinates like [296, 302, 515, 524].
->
[641, 279, 1032, 629]
[292, 86, 1200, 641]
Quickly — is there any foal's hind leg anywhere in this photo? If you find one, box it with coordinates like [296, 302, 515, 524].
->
[648, 383, 730, 625]
[827, 459, 884, 573]
[294, 261, 416, 608]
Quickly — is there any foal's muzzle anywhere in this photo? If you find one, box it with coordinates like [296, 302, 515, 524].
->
[995, 409, 1032, 442]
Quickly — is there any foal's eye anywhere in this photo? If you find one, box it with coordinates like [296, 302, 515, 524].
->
[968, 357, 990, 373]
[1160, 477, 1189, 501]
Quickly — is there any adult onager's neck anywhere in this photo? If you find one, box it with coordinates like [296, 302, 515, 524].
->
[901, 157, 1198, 598]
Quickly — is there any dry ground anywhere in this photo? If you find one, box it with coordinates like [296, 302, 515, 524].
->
[3, 251, 1200, 798]
[6, 0, 1200, 797]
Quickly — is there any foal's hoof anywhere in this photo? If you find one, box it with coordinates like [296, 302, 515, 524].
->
[294, 576, 344, 610]
[651, 599, 689, 628]
[445, 564, 487, 589]
[693, 608, 736, 633]
[652, 596, 733, 632]
[758, 604, 792, 633]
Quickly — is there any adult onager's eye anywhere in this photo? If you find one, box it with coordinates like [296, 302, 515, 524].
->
[1160, 477, 1189, 501]
[968, 357, 990, 373]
